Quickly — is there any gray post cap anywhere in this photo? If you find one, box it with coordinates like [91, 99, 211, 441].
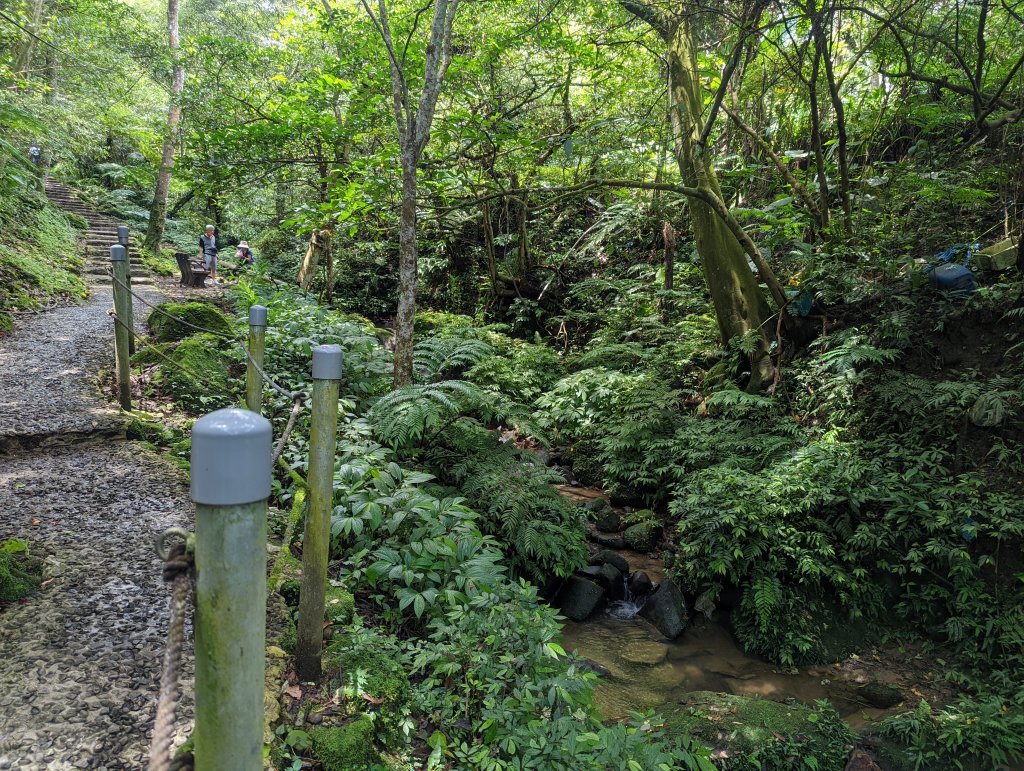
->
[109, 244, 127, 262]
[191, 408, 272, 505]
[249, 305, 268, 328]
[312, 344, 343, 380]
[117, 226, 130, 245]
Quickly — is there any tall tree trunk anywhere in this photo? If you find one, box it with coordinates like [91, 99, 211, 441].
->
[143, 0, 184, 252]
[807, 7, 831, 229]
[392, 152, 418, 387]
[813, 3, 851, 228]
[12, 0, 45, 80]
[664, 19, 771, 348]
[622, 1, 774, 387]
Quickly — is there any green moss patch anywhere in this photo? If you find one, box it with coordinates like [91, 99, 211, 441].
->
[148, 301, 233, 343]
[324, 585, 355, 625]
[0, 540, 42, 603]
[310, 716, 379, 771]
[0, 194, 85, 327]
[150, 333, 234, 411]
[663, 691, 854, 771]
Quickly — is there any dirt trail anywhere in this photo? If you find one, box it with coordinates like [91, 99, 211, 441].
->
[0, 184, 193, 770]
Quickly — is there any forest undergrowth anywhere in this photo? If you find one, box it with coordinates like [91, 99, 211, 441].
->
[130, 251, 1024, 770]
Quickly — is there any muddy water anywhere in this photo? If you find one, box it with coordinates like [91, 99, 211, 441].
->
[560, 612, 885, 726]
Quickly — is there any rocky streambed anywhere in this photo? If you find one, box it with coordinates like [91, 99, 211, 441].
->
[551, 488, 915, 735]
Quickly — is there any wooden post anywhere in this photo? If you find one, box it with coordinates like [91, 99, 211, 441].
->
[110, 245, 132, 410]
[118, 226, 135, 355]
[295, 344, 342, 682]
[191, 408, 271, 771]
[246, 305, 268, 414]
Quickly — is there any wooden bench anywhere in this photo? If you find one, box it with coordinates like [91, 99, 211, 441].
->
[175, 253, 209, 288]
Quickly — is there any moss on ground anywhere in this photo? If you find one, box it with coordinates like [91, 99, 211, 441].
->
[141, 247, 177, 277]
[148, 301, 233, 343]
[663, 691, 854, 771]
[324, 632, 411, 746]
[324, 585, 355, 625]
[310, 716, 379, 771]
[0, 541, 42, 603]
[0, 191, 85, 332]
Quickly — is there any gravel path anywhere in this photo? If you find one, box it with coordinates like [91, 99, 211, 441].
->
[0, 186, 194, 769]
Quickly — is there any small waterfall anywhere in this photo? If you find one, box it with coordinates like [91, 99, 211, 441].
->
[607, 574, 647, 619]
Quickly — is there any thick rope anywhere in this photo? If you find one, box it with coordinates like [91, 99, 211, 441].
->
[148, 542, 193, 771]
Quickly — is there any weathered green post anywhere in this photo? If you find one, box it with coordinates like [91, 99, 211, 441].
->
[246, 305, 268, 414]
[117, 226, 135, 355]
[110, 244, 132, 410]
[191, 408, 271, 771]
[295, 344, 342, 681]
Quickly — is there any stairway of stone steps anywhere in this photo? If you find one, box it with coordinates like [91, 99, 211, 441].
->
[45, 181, 155, 288]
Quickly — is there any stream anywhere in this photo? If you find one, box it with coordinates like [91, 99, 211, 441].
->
[560, 610, 889, 729]
[553, 487, 891, 730]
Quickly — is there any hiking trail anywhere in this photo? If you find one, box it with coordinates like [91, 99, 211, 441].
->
[0, 183, 194, 770]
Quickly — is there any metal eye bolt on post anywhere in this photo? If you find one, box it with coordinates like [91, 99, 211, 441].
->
[191, 408, 270, 771]
[296, 344, 343, 682]
[117, 226, 135, 354]
[110, 244, 132, 410]
[246, 305, 268, 414]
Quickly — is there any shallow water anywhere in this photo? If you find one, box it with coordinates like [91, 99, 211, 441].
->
[560, 612, 881, 725]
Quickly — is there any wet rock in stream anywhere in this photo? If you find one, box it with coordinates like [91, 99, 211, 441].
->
[589, 549, 630, 575]
[556, 576, 606, 621]
[638, 580, 689, 639]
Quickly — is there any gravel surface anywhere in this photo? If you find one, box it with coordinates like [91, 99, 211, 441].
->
[0, 187, 194, 769]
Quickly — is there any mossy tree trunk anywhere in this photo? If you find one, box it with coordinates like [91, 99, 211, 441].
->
[622, 2, 774, 387]
[143, 0, 184, 253]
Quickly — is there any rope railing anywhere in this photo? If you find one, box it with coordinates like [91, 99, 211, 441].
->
[148, 536, 194, 771]
[106, 269, 302, 401]
[104, 257, 334, 768]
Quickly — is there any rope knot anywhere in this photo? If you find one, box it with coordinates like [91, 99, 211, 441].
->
[161, 542, 193, 583]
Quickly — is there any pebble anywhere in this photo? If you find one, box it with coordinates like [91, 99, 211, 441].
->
[0, 192, 195, 768]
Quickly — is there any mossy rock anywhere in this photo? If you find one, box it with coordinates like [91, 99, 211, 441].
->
[0, 544, 41, 603]
[156, 334, 233, 410]
[148, 301, 232, 343]
[324, 585, 355, 625]
[324, 641, 410, 709]
[310, 716, 379, 771]
[664, 691, 854, 771]
[624, 522, 661, 552]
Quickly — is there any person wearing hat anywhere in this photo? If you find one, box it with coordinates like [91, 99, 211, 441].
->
[198, 224, 218, 279]
[236, 240, 254, 268]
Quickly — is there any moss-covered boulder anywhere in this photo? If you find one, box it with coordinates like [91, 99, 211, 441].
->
[148, 301, 232, 343]
[154, 334, 233, 410]
[310, 716, 379, 771]
[664, 692, 854, 771]
[624, 521, 661, 551]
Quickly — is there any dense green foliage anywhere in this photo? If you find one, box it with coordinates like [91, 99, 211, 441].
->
[0, 185, 84, 331]
[6, 0, 1024, 766]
